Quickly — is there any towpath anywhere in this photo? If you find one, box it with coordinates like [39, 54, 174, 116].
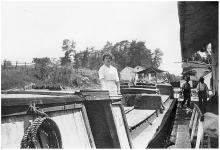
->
[168, 89, 218, 148]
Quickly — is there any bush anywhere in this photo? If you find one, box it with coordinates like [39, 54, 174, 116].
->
[1, 66, 100, 90]
[1, 69, 38, 90]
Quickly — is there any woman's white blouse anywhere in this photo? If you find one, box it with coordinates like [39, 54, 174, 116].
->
[98, 65, 119, 95]
[98, 65, 119, 81]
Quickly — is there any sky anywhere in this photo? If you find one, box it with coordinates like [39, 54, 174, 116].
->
[2, 1, 182, 75]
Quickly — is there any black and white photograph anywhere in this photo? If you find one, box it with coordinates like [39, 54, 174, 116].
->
[1, 0, 219, 148]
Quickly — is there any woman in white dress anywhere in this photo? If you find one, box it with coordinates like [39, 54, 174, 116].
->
[98, 53, 121, 96]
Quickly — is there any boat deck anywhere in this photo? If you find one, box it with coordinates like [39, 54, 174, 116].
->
[124, 94, 173, 148]
[126, 109, 155, 128]
[125, 95, 169, 129]
[131, 98, 174, 148]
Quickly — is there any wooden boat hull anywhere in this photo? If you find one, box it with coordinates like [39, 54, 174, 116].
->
[121, 83, 177, 148]
[1, 90, 132, 149]
[147, 98, 177, 148]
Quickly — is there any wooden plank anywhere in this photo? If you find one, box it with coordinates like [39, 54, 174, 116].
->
[110, 95, 122, 100]
[121, 88, 159, 94]
[126, 109, 155, 129]
[118, 104, 133, 148]
[81, 105, 96, 148]
[123, 106, 134, 114]
[191, 111, 198, 141]
[77, 90, 110, 100]
[189, 107, 196, 131]
[175, 125, 191, 148]
[51, 110, 92, 148]
[160, 95, 170, 103]
[111, 105, 131, 148]
[131, 85, 157, 89]
[134, 94, 162, 110]
[207, 136, 211, 148]
[1, 90, 76, 95]
[2, 104, 83, 117]
[42, 104, 82, 112]
[195, 120, 204, 148]
[194, 104, 203, 118]
[2, 95, 82, 106]
[103, 102, 121, 148]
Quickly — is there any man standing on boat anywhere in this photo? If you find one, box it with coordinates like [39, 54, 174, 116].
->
[180, 76, 191, 108]
[196, 77, 209, 114]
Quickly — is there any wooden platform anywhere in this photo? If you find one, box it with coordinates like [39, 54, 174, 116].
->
[168, 102, 192, 148]
[175, 125, 191, 148]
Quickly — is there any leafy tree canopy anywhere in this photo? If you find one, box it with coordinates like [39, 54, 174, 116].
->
[61, 39, 164, 71]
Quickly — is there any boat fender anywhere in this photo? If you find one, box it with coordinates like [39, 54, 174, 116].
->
[20, 117, 62, 148]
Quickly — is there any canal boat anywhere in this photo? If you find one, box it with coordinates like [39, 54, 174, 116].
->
[1, 90, 131, 149]
[1, 82, 177, 148]
[120, 82, 177, 148]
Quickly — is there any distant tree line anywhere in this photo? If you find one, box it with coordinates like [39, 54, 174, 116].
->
[2, 39, 164, 85]
[3, 39, 181, 90]
[60, 39, 164, 71]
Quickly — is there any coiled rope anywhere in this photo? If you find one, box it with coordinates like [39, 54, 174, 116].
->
[21, 106, 62, 148]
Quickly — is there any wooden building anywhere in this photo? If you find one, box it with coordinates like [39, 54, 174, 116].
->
[137, 67, 166, 83]
[178, 1, 218, 96]
[120, 66, 136, 82]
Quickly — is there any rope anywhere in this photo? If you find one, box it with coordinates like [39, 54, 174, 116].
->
[20, 117, 62, 148]
[26, 106, 48, 117]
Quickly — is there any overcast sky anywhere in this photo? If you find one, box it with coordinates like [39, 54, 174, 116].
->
[2, 1, 182, 75]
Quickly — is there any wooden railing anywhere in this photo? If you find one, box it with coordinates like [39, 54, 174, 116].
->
[1, 61, 35, 70]
[189, 104, 205, 148]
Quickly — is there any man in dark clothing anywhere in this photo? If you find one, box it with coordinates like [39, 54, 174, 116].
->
[181, 76, 191, 107]
[197, 77, 209, 114]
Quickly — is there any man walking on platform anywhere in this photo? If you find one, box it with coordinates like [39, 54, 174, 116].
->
[181, 76, 191, 108]
[196, 77, 209, 115]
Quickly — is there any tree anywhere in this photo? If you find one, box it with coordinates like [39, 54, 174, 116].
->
[33, 57, 51, 80]
[166, 72, 181, 82]
[127, 41, 152, 68]
[111, 40, 130, 70]
[2, 60, 12, 69]
[103, 41, 113, 53]
[88, 50, 102, 70]
[73, 53, 81, 70]
[152, 48, 163, 68]
[81, 47, 90, 68]
[60, 39, 76, 66]
[68, 40, 162, 71]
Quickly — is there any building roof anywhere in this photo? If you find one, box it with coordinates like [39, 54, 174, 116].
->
[134, 66, 145, 73]
[120, 66, 135, 74]
[123, 66, 134, 70]
[137, 67, 166, 74]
